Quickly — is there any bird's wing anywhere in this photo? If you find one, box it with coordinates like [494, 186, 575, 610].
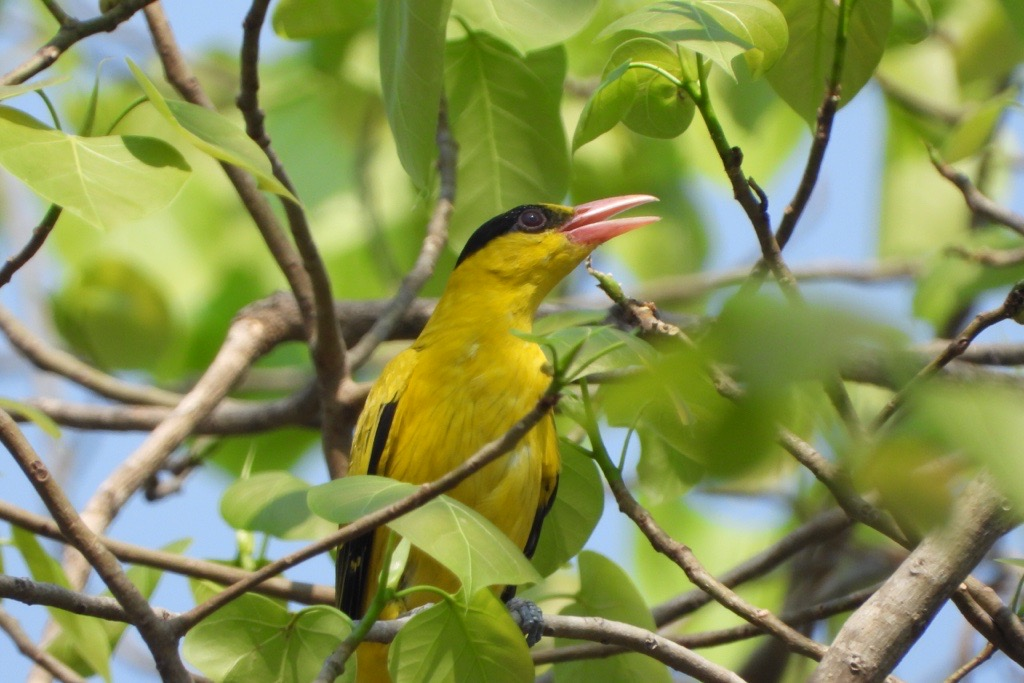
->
[336, 348, 418, 618]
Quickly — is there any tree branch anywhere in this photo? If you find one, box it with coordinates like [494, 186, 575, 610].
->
[812, 476, 1015, 681]
[0, 205, 61, 289]
[0, 411, 189, 681]
[930, 147, 1024, 237]
[0, 605, 85, 683]
[0, 0, 158, 86]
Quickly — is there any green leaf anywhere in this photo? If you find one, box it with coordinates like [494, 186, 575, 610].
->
[531, 441, 604, 576]
[389, 590, 532, 683]
[0, 398, 61, 439]
[308, 476, 541, 597]
[11, 528, 112, 682]
[48, 540, 191, 678]
[184, 584, 353, 683]
[555, 551, 671, 682]
[900, 382, 1024, 510]
[445, 33, 569, 240]
[942, 94, 1017, 162]
[221, 471, 335, 540]
[0, 75, 69, 102]
[572, 61, 636, 151]
[612, 38, 695, 140]
[272, 0, 374, 39]
[598, 0, 789, 79]
[890, 0, 933, 44]
[766, 0, 892, 124]
[0, 106, 189, 231]
[451, 0, 599, 53]
[51, 256, 174, 371]
[126, 59, 296, 201]
[378, 0, 453, 187]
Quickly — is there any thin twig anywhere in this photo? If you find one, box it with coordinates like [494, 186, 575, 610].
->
[68, 301, 292, 589]
[947, 244, 1024, 267]
[0, 411, 189, 681]
[0, 499, 333, 605]
[0, 605, 85, 683]
[235, 0, 351, 478]
[0, 303, 182, 406]
[0, 206, 61, 289]
[141, 3, 318, 342]
[930, 146, 1024, 237]
[872, 280, 1024, 430]
[170, 389, 560, 634]
[1, 0, 158, 85]
[945, 643, 995, 683]
[347, 98, 457, 369]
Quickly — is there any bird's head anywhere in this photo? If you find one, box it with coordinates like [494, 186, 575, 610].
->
[451, 195, 660, 307]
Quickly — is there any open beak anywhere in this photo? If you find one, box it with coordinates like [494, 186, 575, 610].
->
[560, 194, 660, 245]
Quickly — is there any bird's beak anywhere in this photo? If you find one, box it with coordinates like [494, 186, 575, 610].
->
[560, 194, 660, 245]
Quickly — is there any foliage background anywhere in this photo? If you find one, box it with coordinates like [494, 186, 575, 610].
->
[0, 0, 1023, 680]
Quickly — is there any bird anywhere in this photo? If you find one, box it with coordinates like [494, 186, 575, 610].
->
[336, 194, 659, 681]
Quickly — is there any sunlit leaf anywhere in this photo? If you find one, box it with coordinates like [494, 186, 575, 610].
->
[0, 398, 61, 439]
[183, 583, 353, 683]
[451, 0, 599, 53]
[766, 0, 891, 124]
[599, 0, 789, 79]
[221, 471, 335, 540]
[389, 591, 532, 682]
[572, 61, 635, 151]
[127, 59, 296, 201]
[445, 32, 569, 240]
[378, 0, 452, 187]
[555, 551, 671, 682]
[308, 476, 541, 597]
[0, 75, 69, 102]
[0, 106, 189, 231]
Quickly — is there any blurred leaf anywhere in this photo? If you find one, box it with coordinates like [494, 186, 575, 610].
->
[0, 398, 61, 439]
[913, 231, 1024, 329]
[942, 93, 1016, 162]
[452, 0, 599, 53]
[890, 0, 933, 44]
[901, 381, 1024, 509]
[855, 438, 961, 532]
[51, 256, 174, 371]
[379, 0, 452, 187]
[555, 551, 671, 682]
[445, 33, 569, 240]
[272, 0, 374, 39]
[767, 0, 891, 124]
[308, 475, 541, 596]
[389, 590, 532, 682]
[0, 75, 69, 102]
[221, 471, 335, 540]
[212, 428, 319, 476]
[573, 61, 635, 151]
[11, 528, 111, 681]
[0, 106, 189, 231]
[49, 540, 191, 678]
[599, 0, 789, 79]
[126, 59, 296, 201]
[184, 583, 353, 683]
[520, 324, 654, 381]
[879, 103, 968, 258]
[531, 440, 605, 576]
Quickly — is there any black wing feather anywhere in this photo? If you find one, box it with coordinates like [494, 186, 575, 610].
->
[335, 400, 398, 617]
[501, 476, 559, 603]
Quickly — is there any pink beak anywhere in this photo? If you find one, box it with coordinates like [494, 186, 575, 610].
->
[560, 194, 660, 245]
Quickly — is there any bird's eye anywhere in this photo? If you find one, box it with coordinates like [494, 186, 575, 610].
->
[517, 209, 547, 232]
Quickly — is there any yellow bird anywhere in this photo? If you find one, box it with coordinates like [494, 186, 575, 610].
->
[337, 195, 659, 681]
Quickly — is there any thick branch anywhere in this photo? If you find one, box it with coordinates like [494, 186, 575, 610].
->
[0, 411, 189, 681]
[812, 477, 1015, 682]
